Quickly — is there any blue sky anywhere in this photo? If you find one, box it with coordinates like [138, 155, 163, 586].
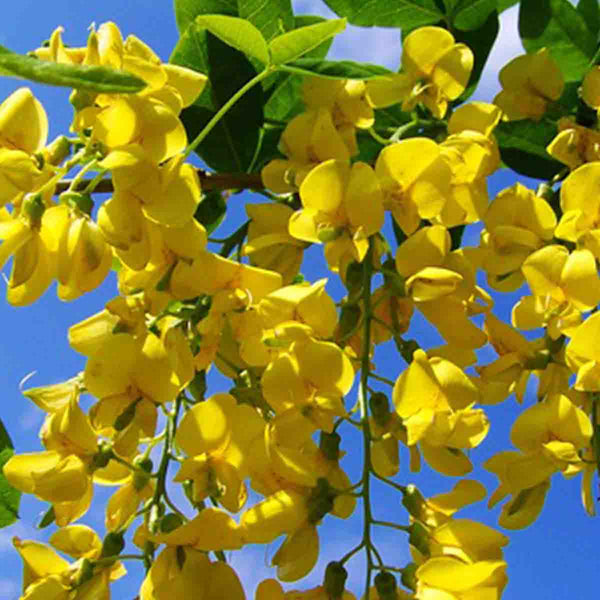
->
[0, 2, 597, 599]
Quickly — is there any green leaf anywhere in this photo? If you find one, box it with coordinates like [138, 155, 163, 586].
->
[174, 0, 237, 33]
[451, 0, 496, 30]
[195, 190, 227, 234]
[0, 46, 145, 93]
[454, 10, 499, 100]
[578, 0, 600, 37]
[279, 58, 392, 79]
[0, 419, 19, 528]
[264, 15, 336, 121]
[194, 15, 270, 64]
[498, 0, 518, 12]
[495, 119, 563, 179]
[322, 0, 443, 29]
[171, 27, 264, 172]
[238, 0, 295, 41]
[519, 0, 596, 82]
[269, 18, 346, 65]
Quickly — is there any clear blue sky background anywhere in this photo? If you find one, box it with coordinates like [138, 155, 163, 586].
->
[0, 2, 597, 599]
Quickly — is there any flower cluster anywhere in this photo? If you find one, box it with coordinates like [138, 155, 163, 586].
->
[3, 13, 600, 600]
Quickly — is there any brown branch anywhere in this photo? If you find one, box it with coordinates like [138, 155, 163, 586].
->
[54, 169, 264, 195]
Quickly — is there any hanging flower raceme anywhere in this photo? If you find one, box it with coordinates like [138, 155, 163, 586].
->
[494, 48, 564, 120]
[485, 393, 592, 529]
[288, 159, 384, 273]
[366, 26, 474, 118]
[393, 349, 489, 476]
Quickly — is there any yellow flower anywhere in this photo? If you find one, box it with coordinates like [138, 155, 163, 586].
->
[375, 138, 452, 235]
[494, 48, 564, 120]
[99, 146, 201, 228]
[13, 526, 125, 600]
[243, 203, 305, 284]
[566, 311, 600, 391]
[140, 545, 244, 600]
[302, 76, 374, 129]
[555, 162, 600, 258]
[480, 182, 556, 291]
[288, 159, 384, 272]
[367, 26, 473, 118]
[393, 349, 487, 476]
[173, 393, 264, 512]
[485, 394, 592, 529]
[546, 117, 600, 170]
[0, 87, 48, 155]
[514, 245, 600, 339]
[0, 201, 69, 306]
[262, 108, 355, 193]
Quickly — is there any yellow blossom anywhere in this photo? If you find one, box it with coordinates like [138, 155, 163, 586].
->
[367, 26, 473, 118]
[494, 48, 564, 120]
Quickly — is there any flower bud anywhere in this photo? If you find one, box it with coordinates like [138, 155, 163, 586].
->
[324, 561, 348, 600]
[22, 192, 45, 224]
[400, 562, 418, 592]
[159, 512, 184, 533]
[59, 191, 94, 215]
[369, 392, 391, 427]
[320, 431, 341, 461]
[374, 571, 397, 600]
[100, 531, 125, 558]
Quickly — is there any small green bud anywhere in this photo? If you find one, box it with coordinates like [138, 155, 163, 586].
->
[43, 135, 71, 166]
[324, 561, 348, 599]
[408, 521, 430, 557]
[317, 224, 343, 243]
[374, 571, 397, 600]
[100, 531, 125, 558]
[159, 513, 184, 533]
[22, 193, 45, 224]
[70, 89, 96, 111]
[307, 478, 335, 523]
[59, 191, 94, 215]
[401, 562, 418, 592]
[148, 503, 165, 534]
[401, 484, 426, 519]
[319, 432, 341, 461]
[90, 443, 113, 471]
[369, 392, 391, 427]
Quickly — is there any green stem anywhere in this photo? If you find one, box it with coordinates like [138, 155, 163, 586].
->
[372, 520, 410, 532]
[183, 68, 275, 159]
[358, 239, 376, 599]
